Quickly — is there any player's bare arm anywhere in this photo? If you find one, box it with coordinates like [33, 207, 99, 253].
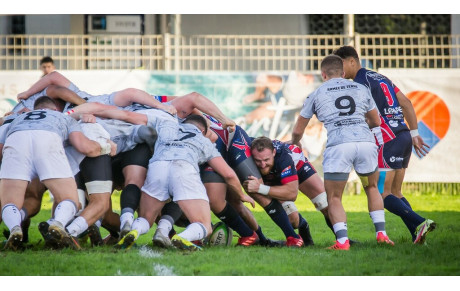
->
[290, 115, 310, 147]
[243, 175, 299, 201]
[208, 156, 255, 208]
[395, 91, 430, 157]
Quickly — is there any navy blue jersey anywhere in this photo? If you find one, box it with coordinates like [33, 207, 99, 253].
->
[354, 68, 409, 143]
[261, 141, 298, 186]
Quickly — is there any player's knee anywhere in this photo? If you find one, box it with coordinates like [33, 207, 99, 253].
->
[310, 192, 328, 211]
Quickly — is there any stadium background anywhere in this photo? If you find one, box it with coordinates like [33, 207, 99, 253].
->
[1, 14, 459, 194]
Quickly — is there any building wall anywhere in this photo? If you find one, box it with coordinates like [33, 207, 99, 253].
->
[180, 14, 309, 35]
[25, 15, 72, 34]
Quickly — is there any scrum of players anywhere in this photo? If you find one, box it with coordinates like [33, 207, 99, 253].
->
[0, 46, 436, 252]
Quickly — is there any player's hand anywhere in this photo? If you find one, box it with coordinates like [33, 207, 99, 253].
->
[79, 113, 96, 123]
[222, 118, 236, 133]
[4, 111, 13, 117]
[241, 194, 256, 208]
[243, 175, 261, 194]
[286, 139, 302, 148]
[17, 92, 29, 101]
[160, 103, 177, 116]
[108, 139, 117, 156]
[412, 135, 430, 158]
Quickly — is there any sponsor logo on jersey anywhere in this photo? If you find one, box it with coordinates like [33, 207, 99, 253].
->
[384, 106, 403, 115]
[281, 166, 292, 178]
[389, 156, 404, 162]
[389, 120, 399, 127]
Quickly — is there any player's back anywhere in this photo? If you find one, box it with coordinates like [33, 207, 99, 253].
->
[354, 68, 408, 142]
[303, 78, 375, 147]
[152, 123, 220, 172]
[6, 109, 80, 141]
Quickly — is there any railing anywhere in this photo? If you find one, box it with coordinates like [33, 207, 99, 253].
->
[1, 34, 459, 71]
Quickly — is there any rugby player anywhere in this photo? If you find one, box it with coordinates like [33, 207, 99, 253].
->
[291, 55, 394, 250]
[333, 46, 435, 244]
[0, 96, 110, 250]
[116, 114, 255, 251]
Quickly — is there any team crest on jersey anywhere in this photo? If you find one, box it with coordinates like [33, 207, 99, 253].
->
[280, 166, 292, 178]
[231, 134, 251, 158]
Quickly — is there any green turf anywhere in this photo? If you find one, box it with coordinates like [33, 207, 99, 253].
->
[0, 192, 459, 276]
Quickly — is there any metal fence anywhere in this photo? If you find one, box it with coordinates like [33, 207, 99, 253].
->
[1, 34, 459, 71]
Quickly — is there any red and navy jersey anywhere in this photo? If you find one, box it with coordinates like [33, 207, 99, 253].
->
[262, 140, 299, 186]
[354, 68, 409, 143]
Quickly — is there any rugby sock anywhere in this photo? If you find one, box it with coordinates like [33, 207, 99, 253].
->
[384, 194, 424, 237]
[120, 212, 134, 230]
[20, 208, 27, 221]
[255, 226, 268, 243]
[1, 204, 21, 230]
[131, 217, 150, 236]
[324, 215, 335, 234]
[332, 222, 348, 244]
[53, 200, 77, 227]
[400, 197, 412, 210]
[95, 219, 102, 228]
[157, 216, 174, 237]
[264, 200, 299, 239]
[66, 216, 89, 237]
[178, 222, 208, 242]
[369, 210, 386, 237]
[216, 203, 253, 237]
[120, 184, 141, 213]
[298, 214, 314, 245]
[162, 201, 183, 222]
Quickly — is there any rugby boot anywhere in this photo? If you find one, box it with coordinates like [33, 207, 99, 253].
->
[171, 234, 202, 251]
[259, 238, 285, 247]
[376, 232, 394, 246]
[237, 231, 259, 246]
[47, 221, 81, 250]
[152, 228, 173, 248]
[88, 224, 104, 247]
[327, 239, 350, 250]
[2, 226, 23, 251]
[414, 219, 436, 245]
[119, 221, 132, 239]
[102, 234, 119, 246]
[115, 230, 139, 250]
[286, 236, 304, 248]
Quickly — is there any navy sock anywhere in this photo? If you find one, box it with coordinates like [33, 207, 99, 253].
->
[298, 213, 314, 245]
[384, 194, 425, 237]
[256, 226, 268, 242]
[120, 184, 141, 211]
[400, 197, 412, 210]
[264, 200, 298, 239]
[216, 203, 253, 237]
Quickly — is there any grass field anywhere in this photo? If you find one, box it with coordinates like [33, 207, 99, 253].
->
[0, 191, 459, 278]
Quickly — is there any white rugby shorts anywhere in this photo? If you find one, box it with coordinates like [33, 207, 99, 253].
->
[141, 160, 209, 202]
[323, 142, 378, 175]
[0, 130, 73, 181]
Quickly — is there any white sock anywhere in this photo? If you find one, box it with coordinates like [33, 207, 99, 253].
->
[178, 222, 208, 242]
[53, 200, 77, 227]
[76, 189, 86, 215]
[95, 219, 102, 228]
[332, 222, 348, 244]
[369, 210, 387, 237]
[131, 217, 150, 236]
[66, 216, 89, 237]
[120, 212, 134, 230]
[157, 218, 173, 237]
[1, 204, 21, 230]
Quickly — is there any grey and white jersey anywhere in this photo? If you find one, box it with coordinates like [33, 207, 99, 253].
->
[300, 78, 376, 147]
[6, 109, 82, 141]
[0, 113, 20, 144]
[11, 89, 48, 113]
[96, 118, 139, 155]
[151, 122, 221, 172]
